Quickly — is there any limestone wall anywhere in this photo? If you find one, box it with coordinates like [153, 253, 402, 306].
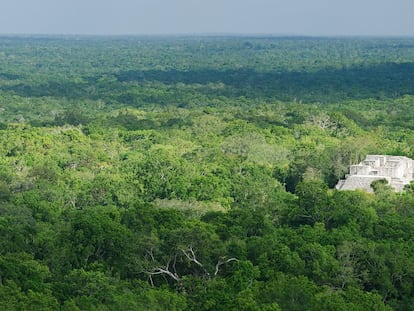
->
[336, 155, 414, 192]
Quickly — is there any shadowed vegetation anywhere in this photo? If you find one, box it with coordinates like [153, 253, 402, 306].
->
[0, 36, 414, 310]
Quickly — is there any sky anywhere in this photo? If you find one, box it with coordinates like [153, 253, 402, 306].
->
[1, 0, 413, 36]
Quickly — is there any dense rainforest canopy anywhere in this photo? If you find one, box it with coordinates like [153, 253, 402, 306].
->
[1, 35, 414, 310]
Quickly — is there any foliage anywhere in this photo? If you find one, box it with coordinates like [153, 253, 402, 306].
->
[0, 35, 414, 309]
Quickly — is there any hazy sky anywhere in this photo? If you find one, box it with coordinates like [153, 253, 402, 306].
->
[1, 0, 413, 36]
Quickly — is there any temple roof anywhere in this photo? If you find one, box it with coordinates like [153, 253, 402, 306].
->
[336, 155, 414, 192]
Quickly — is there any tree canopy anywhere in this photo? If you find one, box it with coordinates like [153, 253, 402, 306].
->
[0, 35, 414, 310]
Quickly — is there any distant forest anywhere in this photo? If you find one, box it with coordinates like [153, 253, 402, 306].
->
[0, 36, 414, 310]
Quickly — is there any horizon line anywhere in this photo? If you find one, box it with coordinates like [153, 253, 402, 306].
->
[0, 32, 413, 39]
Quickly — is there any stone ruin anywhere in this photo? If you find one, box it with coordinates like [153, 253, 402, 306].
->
[335, 155, 414, 192]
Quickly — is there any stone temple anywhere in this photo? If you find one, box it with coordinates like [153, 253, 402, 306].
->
[335, 155, 414, 192]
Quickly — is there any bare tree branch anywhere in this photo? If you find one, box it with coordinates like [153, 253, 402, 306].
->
[149, 274, 154, 287]
[145, 246, 238, 285]
[147, 266, 181, 282]
[181, 246, 210, 276]
[146, 248, 156, 262]
[214, 257, 239, 276]
[181, 246, 203, 268]
[146, 259, 181, 284]
[172, 253, 178, 275]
